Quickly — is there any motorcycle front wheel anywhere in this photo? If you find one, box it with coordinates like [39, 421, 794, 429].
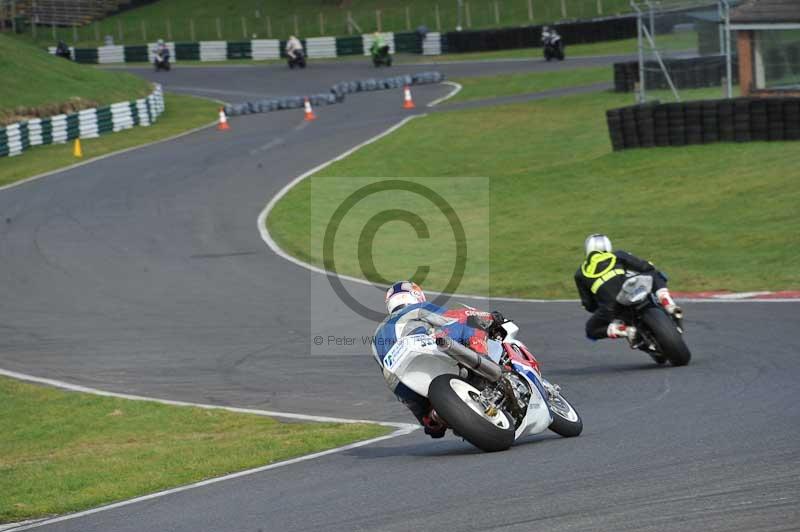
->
[641, 307, 691, 366]
[428, 374, 515, 452]
[548, 391, 582, 437]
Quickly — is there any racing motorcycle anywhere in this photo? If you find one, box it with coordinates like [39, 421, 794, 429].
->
[616, 275, 691, 366]
[153, 47, 171, 71]
[376, 308, 582, 452]
[542, 31, 565, 61]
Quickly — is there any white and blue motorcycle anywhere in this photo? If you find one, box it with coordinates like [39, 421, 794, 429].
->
[376, 308, 582, 452]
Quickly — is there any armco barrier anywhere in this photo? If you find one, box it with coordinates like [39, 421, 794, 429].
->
[606, 97, 800, 151]
[613, 55, 740, 93]
[223, 71, 444, 117]
[0, 84, 165, 159]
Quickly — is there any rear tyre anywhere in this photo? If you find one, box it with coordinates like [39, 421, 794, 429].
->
[428, 374, 515, 452]
[548, 392, 583, 437]
[641, 307, 692, 366]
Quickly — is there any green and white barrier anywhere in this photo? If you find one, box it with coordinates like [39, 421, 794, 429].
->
[46, 32, 429, 64]
[0, 84, 165, 159]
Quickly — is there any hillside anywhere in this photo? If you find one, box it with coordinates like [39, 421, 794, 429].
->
[0, 33, 150, 125]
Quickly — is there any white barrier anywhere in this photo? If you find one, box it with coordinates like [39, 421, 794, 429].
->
[199, 41, 227, 61]
[51, 115, 68, 144]
[97, 45, 125, 64]
[5, 124, 22, 157]
[305, 37, 337, 59]
[111, 102, 134, 132]
[78, 109, 99, 139]
[251, 39, 280, 60]
[423, 32, 442, 55]
[27, 119, 43, 146]
[362, 32, 395, 56]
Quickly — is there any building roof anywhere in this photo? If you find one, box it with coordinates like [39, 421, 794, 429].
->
[730, 0, 800, 24]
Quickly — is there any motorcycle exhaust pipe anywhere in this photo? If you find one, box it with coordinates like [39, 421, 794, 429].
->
[436, 336, 503, 383]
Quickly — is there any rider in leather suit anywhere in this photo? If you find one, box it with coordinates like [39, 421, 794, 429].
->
[575, 234, 682, 341]
[373, 281, 504, 438]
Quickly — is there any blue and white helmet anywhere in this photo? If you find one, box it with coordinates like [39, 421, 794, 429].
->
[584, 233, 612, 256]
[385, 281, 426, 314]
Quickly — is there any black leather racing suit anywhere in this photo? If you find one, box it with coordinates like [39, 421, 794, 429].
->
[574, 250, 667, 339]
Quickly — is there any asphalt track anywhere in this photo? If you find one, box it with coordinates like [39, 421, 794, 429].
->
[1, 55, 798, 531]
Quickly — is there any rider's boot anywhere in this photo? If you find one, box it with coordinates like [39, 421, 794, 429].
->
[607, 319, 637, 341]
[656, 288, 683, 319]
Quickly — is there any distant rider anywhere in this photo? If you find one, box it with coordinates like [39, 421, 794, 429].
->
[370, 31, 387, 55]
[286, 35, 303, 59]
[575, 234, 682, 342]
[373, 281, 506, 439]
[154, 38, 169, 64]
[541, 25, 559, 44]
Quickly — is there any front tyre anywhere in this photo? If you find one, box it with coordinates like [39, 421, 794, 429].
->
[428, 374, 515, 452]
[641, 307, 691, 366]
[548, 391, 582, 437]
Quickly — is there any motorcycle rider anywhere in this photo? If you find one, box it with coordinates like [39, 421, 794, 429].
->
[153, 38, 170, 68]
[285, 35, 303, 60]
[370, 31, 387, 55]
[541, 25, 559, 44]
[575, 234, 682, 342]
[373, 281, 505, 438]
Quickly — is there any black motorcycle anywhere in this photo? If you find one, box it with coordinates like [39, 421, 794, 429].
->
[153, 48, 170, 71]
[372, 44, 392, 67]
[615, 275, 691, 366]
[287, 49, 306, 69]
[542, 33, 565, 61]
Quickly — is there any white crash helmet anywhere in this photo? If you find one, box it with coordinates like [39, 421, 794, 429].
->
[385, 281, 426, 314]
[584, 233, 612, 256]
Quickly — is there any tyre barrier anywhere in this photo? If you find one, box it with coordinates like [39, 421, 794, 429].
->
[606, 97, 800, 151]
[613, 55, 740, 93]
[0, 84, 165, 159]
[222, 72, 443, 117]
[442, 16, 637, 54]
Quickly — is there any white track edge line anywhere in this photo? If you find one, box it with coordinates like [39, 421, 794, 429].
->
[0, 368, 415, 429]
[427, 81, 463, 107]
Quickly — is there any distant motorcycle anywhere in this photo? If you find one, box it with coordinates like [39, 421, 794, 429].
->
[542, 30, 565, 61]
[614, 275, 691, 366]
[153, 47, 170, 71]
[287, 49, 306, 69]
[372, 44, 392, 67]
[374, 308, 582, 452]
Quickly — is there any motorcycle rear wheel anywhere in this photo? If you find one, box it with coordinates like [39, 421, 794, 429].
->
[428, 374, 515, 452]
[641, 307, 691, 366]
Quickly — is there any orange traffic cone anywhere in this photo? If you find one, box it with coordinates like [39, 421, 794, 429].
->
[304, 98, 317, 121]
[217, 107, 230, 131]
[73, 138, 83, 158]
[403, 85, 416, 109]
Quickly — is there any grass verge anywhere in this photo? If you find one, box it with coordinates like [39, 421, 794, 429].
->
[448, 66, 611, 103]
[267, 87, 800, 298]
[0, 34, 150, 124]
[0, 375, 390, 524]
[0, 93, 218, 187]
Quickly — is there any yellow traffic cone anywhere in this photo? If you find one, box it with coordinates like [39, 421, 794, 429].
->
[73, 138, 83, 158]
